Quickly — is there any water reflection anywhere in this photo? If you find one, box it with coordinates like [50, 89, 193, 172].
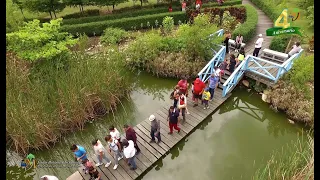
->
[140, 88, 307, 180]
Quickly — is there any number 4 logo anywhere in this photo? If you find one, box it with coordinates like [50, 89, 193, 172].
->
[274, 9, 290, 29]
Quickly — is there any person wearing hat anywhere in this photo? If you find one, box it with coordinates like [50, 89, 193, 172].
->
[92, 139, 112, 168]
[149, 114, 161, 144]
[253, 34, 264, 57]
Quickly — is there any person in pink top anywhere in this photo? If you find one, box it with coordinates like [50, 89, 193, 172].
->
[182, 1, 186, 11]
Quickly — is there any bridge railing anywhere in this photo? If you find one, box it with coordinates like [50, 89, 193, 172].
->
[198, 29, 225, 82]
[222, 49, 304, 97]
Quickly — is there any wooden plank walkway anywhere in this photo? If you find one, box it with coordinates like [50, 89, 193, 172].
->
[67, 88, 231, 180]
[67, 1, 275, 179]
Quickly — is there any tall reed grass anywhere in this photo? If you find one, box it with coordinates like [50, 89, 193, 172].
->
[252, 134, 314, 180]
[6, 48, 132, 155]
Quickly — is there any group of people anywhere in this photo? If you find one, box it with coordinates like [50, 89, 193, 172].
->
[70, 125, 141, 180]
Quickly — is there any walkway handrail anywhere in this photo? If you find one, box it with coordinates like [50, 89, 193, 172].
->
[222, 49, 304, 97]
[198, 29, 225, 82]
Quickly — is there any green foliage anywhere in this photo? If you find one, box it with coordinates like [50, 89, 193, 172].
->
[250, 0, 283, 21]
[220, 11, 237, 32]
[253, 135, 313, 179]
[177, 14, 222, 60]
[284, 54, 314, 93]
[6, 49, 132, 153]
[23, 0, 66, 16]
[91, 0, 129, 10]
[63, 9, 100, 19]
[162, 16, 174, 34]
[307, 6, 314, 28]
[6, 19, 78, 62]
[6, 0, 24, 33]
[100, 27, 127, 45]
[201, 0, 242, 8]
[61, 11, 187, 36]
[232, 4, 258, 42]
[298, 0, 314, 9]
[125, 31, 163, 68]
[269, 35, 291, 52]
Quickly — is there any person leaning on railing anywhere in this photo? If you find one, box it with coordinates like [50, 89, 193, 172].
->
[288, 42, 302, 57]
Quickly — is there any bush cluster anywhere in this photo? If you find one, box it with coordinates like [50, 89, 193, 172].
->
[100, 27, 127, 45]
[232, 5, 258, 42]
[269, 35, 291, 53]
[61, 12, 187, 36]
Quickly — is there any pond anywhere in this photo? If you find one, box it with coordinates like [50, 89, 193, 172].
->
[6, 71, 307, 180]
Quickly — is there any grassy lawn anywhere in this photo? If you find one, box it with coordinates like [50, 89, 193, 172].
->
[24, 0, 158, 19]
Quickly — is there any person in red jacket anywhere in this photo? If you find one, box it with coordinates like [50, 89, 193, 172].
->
[193, 77, 206, 107]
[177, 76, 188, 96]
[123, 124, 140, 154]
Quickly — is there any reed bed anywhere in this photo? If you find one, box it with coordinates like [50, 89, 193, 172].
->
[6, 49, 131, 155]
[252, 134, 314, 180]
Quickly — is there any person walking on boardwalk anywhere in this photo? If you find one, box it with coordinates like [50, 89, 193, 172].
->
[122, 139, 137, 170]
[167, 106, 181, 134]
[202, 88, 211, 109]
[177, 92, 187, 123]
[208, 72, 219, 101]
[70, 144, 89, 173]
[192, 77, 206, 107]
[105, 135, 123, 170]
[123, 124, 141, 154]
[235, 34, 243, 52]
[253, 34, 263, 57]
[229, 54, 237, 73]
[88, 166, 102, 180]
[172, 85, 180, 108]
[149, 114, 161, 144]
[224, 31, 231, 54]
[91, 139, 112, 168]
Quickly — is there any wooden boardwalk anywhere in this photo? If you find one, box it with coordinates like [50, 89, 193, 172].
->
[67, 88, 231, 180]
[67, 1, 276, 179]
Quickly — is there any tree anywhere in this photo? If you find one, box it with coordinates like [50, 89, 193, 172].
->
[64, 0, 90, 13]
[6, 19, 78, 62]
[91, 0, 128, 10]
[23, 0, 66, 19]
[6, 0, 24, 32]
[12, 0, 26, 20]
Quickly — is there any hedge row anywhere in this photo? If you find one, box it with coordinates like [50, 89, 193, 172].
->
[269, 35, 291, 52]
[61, 12, 187, 36]
[63, 0, 242, 25]
[112, 1, 182, 14]
[249, 0, 281, 21]
[63, 7, 181, 25]
[232, 4, 258, 43]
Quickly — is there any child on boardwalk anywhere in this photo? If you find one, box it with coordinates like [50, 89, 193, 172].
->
[88, 166, 102, 180]
[202, 88, 211, 109]
[105, 135, 123, 170]
[122, 139, 137, 170]
[91, 139, 112, 168]
[149, 114, 161, 144]
[167, 106, 181, 134]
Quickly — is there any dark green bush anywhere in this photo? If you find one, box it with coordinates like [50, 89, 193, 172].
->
[269, 35, 291, 52]
[202, 0, 242, 8]
[61, 12, 187, 36]
[63, 9, 100, 19]
[232, 4, 258, 42]
[63, 7, 180, 25]
[100, 27, 127, 45]
[112, 1, 181, 13]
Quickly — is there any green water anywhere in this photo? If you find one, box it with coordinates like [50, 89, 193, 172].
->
[6, 72, 307, 180]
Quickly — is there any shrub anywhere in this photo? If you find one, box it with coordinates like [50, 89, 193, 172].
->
[307, 6, 314, 28]
[6, 19, 77, 62]
[6, 49, 132, 154]
[100, 27, 127, 45]
[250, 0, 284, 21]
[61, 12, 187, 36]
[63, 7, 179, 25]
[232, 4, 258, 42]
[269, 35, 291, 53]
[162, 16, 174, 34]
[63, 9, 100, 19]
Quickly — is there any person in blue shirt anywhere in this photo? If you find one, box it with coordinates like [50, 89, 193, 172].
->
[20, 159, 27, 169]
[208, 72, 220, 101]
[70, 144, 88, 172]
